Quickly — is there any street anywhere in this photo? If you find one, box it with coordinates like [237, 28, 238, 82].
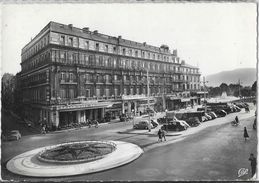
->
[1, 107, 257, 181]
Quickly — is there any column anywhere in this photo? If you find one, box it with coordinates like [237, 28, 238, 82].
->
[83, 110, 86, 122]
[101, 108, 105, 119]
[76, 111, 80, 123]
[134, 101, 137, 116]
[50, 111, 54, 127]
[89, 110, 93, 120]
[55, 110, 59, 127]
[128, 102, 131, 114]
[122, 101, 125, 114]
[94, 109, 98, 120]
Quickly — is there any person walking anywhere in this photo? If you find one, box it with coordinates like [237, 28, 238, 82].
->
[161, 128, 166, 141]
[249, 153, 257, 177]
[244, 127, 249, 141]
[235, 116, 239, 124]
[157, 129, 162, 142]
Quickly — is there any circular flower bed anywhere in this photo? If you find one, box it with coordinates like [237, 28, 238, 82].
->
[37, 141, 116, 164]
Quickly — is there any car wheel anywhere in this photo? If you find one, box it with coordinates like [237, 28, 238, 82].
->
[145, 126, 148, 130]
[176, 128, 179, 131]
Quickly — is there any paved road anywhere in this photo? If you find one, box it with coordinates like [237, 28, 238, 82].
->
[1, 107, 257, 181]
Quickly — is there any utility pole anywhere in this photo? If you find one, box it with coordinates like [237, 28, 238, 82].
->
[147, 69, 151, 132]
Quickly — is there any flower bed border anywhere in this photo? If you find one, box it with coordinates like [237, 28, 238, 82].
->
[37, 141, 117, 164]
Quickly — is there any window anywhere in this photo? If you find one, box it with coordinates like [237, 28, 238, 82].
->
[60, 89, 66, 99]
[148, 53, 150, 59]
[60, 52, 65, 63]
[68, 37, 73, 46]
[69, 89, 75, 99]
[85, 89, 90, 97]
[114, 88, 118, 96]
[142, 51, 145, 58]
[135, 50, 138, 57]
[113, 46, 116, 53]
[60, 36, 65, 45]
[129, 49, 132, 56]
[95, 43, 99, 51]
[69, 73, 74, 81]
[158, 54, 160, 60]
[105, 45, 109, 52]
[85, 41, 89, 49]
[153, 54, 155, 59]
[130, 88, 134, 95]
[122, 48, 126, 55]
[105, 89, 110, 97]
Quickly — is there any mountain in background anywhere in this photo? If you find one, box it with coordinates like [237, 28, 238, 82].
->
[205, 68, 257, 87]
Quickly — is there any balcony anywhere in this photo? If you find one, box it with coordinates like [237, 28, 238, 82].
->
[60, 79, 77, 85]
[112, 80, 122, 85]
[123, 80, 130, 85]
[105, 80, 112, 85]
[85, 80, 94, 84]
[50, 95, 122, 105]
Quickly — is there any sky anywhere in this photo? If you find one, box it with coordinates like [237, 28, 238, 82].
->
[1, 2, 257, 77]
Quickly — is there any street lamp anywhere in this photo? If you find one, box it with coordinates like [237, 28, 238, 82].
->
[147, 69, 151, 132]
[202, 77, 209, 113]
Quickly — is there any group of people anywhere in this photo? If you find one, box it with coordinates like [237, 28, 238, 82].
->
[157, 128, 166, 142]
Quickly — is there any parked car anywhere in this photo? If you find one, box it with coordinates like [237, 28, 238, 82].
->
[202, 116, 208, 122]
[133, 120, 154, 130]
[161, 121, 188, 131]
[185, 117, 201, 127]
[208, 112, 217, 119]
[214, 110, 227, 117]
[151, 119, 159, 128]
[157, 117, 167, 124]
[232, 105, 241, 112]
[4, 130, 21, 141]
[204, 113, 212, 120]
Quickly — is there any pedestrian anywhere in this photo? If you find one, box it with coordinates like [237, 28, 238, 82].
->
[244, 127, 249, 141]
[235, 116, 239, 124]
[249, 153, 257, 177]
[161, 128, 166, 141]
[157, 129, 162, 142]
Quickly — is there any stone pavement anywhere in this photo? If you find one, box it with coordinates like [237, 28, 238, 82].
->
[6, 140, 143, 177]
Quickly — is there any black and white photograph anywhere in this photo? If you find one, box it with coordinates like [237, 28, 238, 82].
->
[1, 1, 258, 181]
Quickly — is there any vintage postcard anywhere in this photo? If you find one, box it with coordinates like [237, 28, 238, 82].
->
[1, 1, 258, 181]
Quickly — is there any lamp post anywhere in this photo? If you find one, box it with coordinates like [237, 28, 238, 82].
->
[147, 69, 151, 132]
[202, 76, 209, 113]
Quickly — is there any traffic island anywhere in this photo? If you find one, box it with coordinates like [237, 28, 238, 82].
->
[6, 141, 143, 177]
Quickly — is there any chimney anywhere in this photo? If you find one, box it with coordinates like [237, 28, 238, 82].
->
[143, 42, 146, 46]
[118, 35, 122, 39]
[181, 60, 185, 65]
[173, 49, 177, 56]
[68, 24, 73, 29]
[93, 30, 98, 34]
[82, 27, 89, 32]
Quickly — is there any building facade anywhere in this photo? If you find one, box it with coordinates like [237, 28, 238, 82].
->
[17, 21, 201, 128]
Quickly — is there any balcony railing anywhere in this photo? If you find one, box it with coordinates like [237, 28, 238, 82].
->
[112, 80, 122, 85]
[123, 80, 130, 85]
[50, 95, 123, 105]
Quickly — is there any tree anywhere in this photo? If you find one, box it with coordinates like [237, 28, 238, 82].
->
[1, 73, 15, 110]
[219, 83, 229, 94]
[252, 81, 257, 92]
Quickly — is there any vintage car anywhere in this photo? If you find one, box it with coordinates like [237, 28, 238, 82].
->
[133, 120, 154, 130]
[4, 130, 22, 141]
[161, 120, 189, 131]
[185, 117, 201, 127]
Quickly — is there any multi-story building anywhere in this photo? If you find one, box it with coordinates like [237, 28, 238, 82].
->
[17, 21, 201, 128]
